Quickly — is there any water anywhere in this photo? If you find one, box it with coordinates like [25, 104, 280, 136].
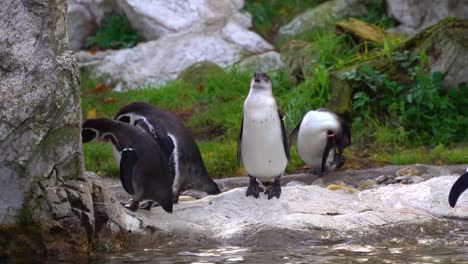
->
[65, 244, 468, 264]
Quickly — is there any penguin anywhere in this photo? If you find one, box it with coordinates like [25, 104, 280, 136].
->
[448, 168, 468, 208]
[82, 117, 173, 213]
[290, 109, 351, 176]
[237, 72, 290, 199]
[114, 102, 220, 203]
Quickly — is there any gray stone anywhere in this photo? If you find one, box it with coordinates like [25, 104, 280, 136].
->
[237, 51, 285, 73]
[279, 0, 371, 37]
[285, 181, 307, 187]
[77, 30, 271, 90]
[66, 0, 119, 50]
[395, 176, 411, 182]
[396, 166, 419, 177]
[117, 0, 254, 42]
[107, 176, 468, 247]
[376, 175, 388, 184]
[387, 0, 468, 35]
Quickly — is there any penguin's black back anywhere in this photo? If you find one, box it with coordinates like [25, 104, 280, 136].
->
[115, 102, 220, 195]
[82, 118, 174, 211]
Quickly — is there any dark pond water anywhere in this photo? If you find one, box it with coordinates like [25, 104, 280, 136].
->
[38, 244, 467, 264]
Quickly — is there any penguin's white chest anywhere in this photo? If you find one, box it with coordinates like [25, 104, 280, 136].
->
[241, 94, 287, 181]
[297, 111, 339, 169]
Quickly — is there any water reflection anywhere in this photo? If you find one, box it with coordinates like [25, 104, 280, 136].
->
[86, 244, 468, 264]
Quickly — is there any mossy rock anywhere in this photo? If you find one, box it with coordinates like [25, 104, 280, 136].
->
[280, 40, 317, 86]
[336, 18, 389, 44]
[397, 17, 468, 88]
[177, 61, 226, 88]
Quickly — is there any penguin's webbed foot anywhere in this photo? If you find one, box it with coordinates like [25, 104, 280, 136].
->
[246, 176, 263, 198]
[124, 200, 140, 212]
[334, 155, 346, 168]
[265, 178, 281, 199]
[140, 200, 155, 211]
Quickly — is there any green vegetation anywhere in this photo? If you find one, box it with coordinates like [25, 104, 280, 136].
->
[243, 0, 326, 39]
[340, 51, 468, 146]
[85, 13, 142, 50]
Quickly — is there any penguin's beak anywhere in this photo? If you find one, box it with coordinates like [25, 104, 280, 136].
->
[253, 72, 261, 83]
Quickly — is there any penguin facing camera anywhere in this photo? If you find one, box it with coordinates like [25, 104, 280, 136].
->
[238, 72, 290, 199]
[82, 118, 174, 213]
[290, 109, 351, 176]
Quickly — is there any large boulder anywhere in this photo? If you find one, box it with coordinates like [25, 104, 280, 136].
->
[117, 0, 252, 41]
[237, 51, 285, 73]
[279, 0, 371, 38]
[102, 175, 468, 248]
[177, 61, 226, 88]
[387, 0, 468, 35]
[77, 29, 272, 90]
[0, 0, 88, 255]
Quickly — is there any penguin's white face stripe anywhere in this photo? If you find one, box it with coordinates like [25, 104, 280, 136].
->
[168, 133, 180, 194]
[101, 132, 120, 146]
[117, 113, 157, 138]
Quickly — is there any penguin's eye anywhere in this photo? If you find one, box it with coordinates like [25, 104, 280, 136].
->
[118, 116, 131, 123]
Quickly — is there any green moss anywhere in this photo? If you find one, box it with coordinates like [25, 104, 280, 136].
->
[177, 61, 226, 89]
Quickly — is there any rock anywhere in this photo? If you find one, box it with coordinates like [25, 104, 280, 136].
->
[117, 0, 251, 41]
[387, 0, 468, 35]
[279, 0, 371, 37]
[395, 176, 411, 182]
[0, 0, 88, 255]
[376, 175, 388, 184]
[77, 29, 272, 90]
[396, 166, 419, 177]
[286, 181, 307, 187]
[66, 0, 119, 50]
[177, 61, 226, 88]
[358, 179, 377, 190]
[327, 184, 358, 193]
[238, 51, 285, 73]
[279, 40, 316, 86]
[410, 176, 425, 184]
[110, 176, 467, 248]
[336, 18, 389, 43]
[399, 18, 468, 88]
[67, 3, 94, 51]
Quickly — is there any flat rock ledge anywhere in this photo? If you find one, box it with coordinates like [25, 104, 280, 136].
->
[107, 174, 468, 249]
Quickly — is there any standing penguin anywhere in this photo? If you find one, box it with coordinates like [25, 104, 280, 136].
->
[82, 118, 173, 213]
[290, 109, 351, 176]
[448, 168, 468, 207]
[238, 72, 290, 199]
[114, 102, 220, 202]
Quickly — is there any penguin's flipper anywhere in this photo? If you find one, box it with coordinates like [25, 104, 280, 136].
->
[321, 131, 335, 175]
[135, 119, 174, 158]
[237, 114, 244, 166]
[120, 149, 138, 195]
[278, 109, 290, 160]
[448, 171, 468, 208]
[289, 117, 303, 148]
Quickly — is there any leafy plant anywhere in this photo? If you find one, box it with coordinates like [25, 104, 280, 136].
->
[85, 13, 142, 50]
[340, 51, 468, 145]
[358, 0, 397, 29]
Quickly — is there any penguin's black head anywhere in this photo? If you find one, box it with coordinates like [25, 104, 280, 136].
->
[251, 72, 272, 90]
[81, 118, 114, 143]
[253, 72, 270, 83]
